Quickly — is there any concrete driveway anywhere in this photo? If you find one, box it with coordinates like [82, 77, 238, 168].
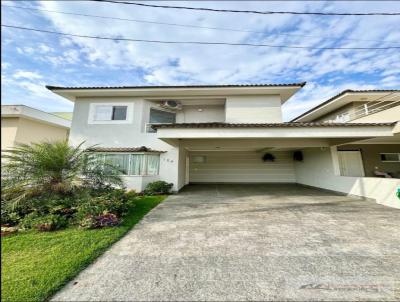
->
[52, 184, 400, 301]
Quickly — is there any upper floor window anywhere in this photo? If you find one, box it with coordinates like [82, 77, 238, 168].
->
[89, 103, 133, 124]
[147, 108, 176, 132]
[94, 105, 127, 121]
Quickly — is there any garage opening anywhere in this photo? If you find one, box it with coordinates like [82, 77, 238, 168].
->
[188, 151, 296, 183]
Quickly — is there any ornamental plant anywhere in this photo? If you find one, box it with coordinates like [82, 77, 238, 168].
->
[2, 140, 124, 208]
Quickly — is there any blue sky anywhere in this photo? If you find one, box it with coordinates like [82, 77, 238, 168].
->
[2, 1, 400, 120]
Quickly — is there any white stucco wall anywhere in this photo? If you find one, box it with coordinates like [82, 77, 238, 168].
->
[69, 97, 181, 191]
[350, 104, 400, 123]
[1, 117, 69, 151]
[1, 117, 19, 150]
[121, 175, 160, 192]
[177, 143, 188, 190]
[177, 105, 225, 123]
[295, 148, 400, 209]
[225, 95, 282, 123]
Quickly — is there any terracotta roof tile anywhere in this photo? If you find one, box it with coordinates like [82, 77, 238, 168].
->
[46, 82, 306, 90]
[152, 122, 395, 129]
[86, 146, 165, 153]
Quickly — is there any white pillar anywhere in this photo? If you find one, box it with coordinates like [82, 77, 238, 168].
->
[330, 146, 341, 176]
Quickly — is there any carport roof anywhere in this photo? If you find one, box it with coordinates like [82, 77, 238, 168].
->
[86, 146, 165, 153]
[152, 122, 395, 129]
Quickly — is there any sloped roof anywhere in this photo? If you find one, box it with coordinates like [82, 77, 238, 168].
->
[291, 89, 400, 122]
[1, 105, 71, 128]
[46, 82, 306, 90]
[152, 122, 394, 129]
[86, 146, 166, 153]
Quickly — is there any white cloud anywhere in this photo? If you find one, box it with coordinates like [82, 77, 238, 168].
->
[63, 49, 80, 64]
[38, 43, 54, 53]
[3, 1, 399, 115]
[13, 70, 43, 80]
[16, 47, 35, 55]
[1, 62, 11, 69]
[36, 1, 399, 86]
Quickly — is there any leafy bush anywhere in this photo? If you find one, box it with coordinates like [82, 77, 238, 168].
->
[25, 194, 78, 215]
[79, 213, 120, 229]
[20, 213, 68, 231]
[95, 213, 120, 228]
[1, 200, 21, 226]
[0, 139, 141, 231]
[1, 141, 124, 207]
[78, 216, 97, 229]
[143, 181, 173, 195]
[124, 190, 137, 200]
[75, 189, 130, 219]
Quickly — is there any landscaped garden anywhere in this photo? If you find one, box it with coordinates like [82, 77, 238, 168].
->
[1, 141, 171, 301]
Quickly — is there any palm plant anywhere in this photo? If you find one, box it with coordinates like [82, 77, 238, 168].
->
[2, 141, 124, 206]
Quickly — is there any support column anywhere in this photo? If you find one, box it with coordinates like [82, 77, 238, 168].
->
[330, 145, 341, 176]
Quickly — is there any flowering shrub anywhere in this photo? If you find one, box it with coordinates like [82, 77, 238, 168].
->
[96, 213, 120, 228]
[79, 213, 120, 229]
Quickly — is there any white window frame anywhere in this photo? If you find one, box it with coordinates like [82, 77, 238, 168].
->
[380, 153, 400, 162]
[146, 106, 176, 133]
[88, 103, 134, 124]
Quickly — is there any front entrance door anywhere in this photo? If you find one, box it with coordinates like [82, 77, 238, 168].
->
[338, 151, 365, 177]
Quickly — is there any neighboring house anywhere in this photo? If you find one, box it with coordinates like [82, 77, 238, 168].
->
[1, 105, 71, 152]
[52, 112, 73, 120]
[47, 84, 400, 208]
[292, 89, 400, 178]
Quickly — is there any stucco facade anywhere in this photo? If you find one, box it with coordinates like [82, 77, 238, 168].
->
[337, 144, 400, 177]
[295, 147, 400, 208]
[48, 85, 399, 208]
[63, 84, 303, 192]
[1, 105, 71, 151]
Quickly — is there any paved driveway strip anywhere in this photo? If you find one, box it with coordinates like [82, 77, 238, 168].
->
[52, 184, 400, 301]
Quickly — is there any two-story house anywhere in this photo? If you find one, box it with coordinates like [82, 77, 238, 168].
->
[47, 84, 400, 208]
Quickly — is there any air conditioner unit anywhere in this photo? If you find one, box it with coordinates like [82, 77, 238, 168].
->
[159, 100, 182, 110]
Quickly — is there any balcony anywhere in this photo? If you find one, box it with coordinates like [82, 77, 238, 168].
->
[335, 92, 400, 122]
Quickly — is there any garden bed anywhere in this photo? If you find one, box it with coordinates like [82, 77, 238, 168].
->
[1, 195, 165, 302]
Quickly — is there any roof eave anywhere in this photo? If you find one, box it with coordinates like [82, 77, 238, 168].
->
[291, 89, 400, 122]
[151, 122, 395, 129]
[46, 83, 306, 102]
[1, 105, 71, 128]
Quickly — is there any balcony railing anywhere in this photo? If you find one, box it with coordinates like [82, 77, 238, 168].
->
[334, 92, 400, 122]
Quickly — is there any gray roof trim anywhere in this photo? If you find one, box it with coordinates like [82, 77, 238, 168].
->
[152, 122, 395, 129]
[86, 146, 166, 153]
[46, 82, 306, 91]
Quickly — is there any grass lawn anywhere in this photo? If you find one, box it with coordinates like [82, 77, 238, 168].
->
[1, 195, 165, 302]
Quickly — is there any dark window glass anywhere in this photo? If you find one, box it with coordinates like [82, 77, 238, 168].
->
[112, 106, 127, 120]
[149, 108, 176, 124]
